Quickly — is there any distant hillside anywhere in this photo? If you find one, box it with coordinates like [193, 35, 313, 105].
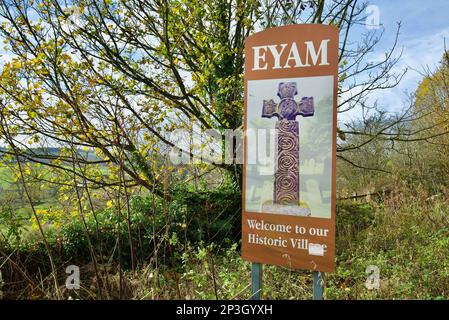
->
[0, 147, 100, 162]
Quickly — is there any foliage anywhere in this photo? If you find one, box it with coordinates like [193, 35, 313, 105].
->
[1, 190, 449, 299]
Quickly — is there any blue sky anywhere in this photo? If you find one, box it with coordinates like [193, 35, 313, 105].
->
[342, 0, 449, 121]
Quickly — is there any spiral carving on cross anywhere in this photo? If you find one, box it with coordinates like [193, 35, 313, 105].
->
[274, 119, 299, 205]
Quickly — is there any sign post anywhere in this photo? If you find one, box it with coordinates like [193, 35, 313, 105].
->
[251, 263, 263, 300]
[242, 24, 338, 299]
[313, 271, 324, 300]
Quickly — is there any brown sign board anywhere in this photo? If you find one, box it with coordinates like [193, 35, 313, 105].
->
[242, 24, 338, 272]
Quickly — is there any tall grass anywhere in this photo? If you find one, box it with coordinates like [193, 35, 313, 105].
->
[1, 187, 448, 299]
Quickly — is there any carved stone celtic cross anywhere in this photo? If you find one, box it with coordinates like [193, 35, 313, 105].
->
[262, 82, 314, 207]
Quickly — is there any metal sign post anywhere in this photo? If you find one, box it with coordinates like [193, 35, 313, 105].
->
[313, 271, 324, 300]
[251, 263, 263, 300]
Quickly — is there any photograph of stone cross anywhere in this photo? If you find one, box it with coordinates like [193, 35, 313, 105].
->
[261, 82, 314, 216]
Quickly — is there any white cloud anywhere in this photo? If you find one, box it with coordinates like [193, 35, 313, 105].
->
[339, 26, 449, 124]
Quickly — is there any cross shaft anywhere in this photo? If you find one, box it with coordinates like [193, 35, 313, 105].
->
[261, 82, 314, 205]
